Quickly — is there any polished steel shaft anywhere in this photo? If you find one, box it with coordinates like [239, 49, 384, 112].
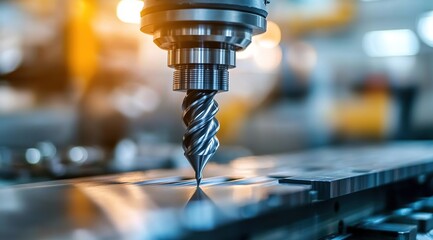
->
[182, 90, 219, 185]
[140, 0, 269, 186]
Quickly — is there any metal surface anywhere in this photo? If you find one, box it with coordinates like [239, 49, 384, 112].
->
[230, 143, 433, 199]
[140, 1, 268, 35]
[168, 48, 236, 68]
[386, 213, 433, 233]
[348, 223, 417, 240]
[140, 0, 269, 185]
[2, 142, 433, 239]
[174, 65, 229, 91]
[140, 0, 269, 17]
[0, 167, 310, 240]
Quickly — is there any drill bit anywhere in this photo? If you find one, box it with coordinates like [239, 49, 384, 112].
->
[182, 90, 220, 186]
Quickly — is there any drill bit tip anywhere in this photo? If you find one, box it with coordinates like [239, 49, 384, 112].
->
[195, 166, 203, 187]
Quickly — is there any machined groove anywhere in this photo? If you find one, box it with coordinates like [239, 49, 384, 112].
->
[174, 65, 229, 91]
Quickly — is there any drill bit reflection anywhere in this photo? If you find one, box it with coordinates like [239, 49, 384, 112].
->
[184, 187, 219, 231]
[187, 187, 211, 203]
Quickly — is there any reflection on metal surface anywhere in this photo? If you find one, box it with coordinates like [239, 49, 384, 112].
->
[0, 186, 21, 212]
[68, 187, 97, 229]
[188, 187, 211, 202]
[184, 187, 218, 230]
[75, 182, 157, 238]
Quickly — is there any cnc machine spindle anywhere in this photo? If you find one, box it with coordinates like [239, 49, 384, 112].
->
[140, 0, 269, 186]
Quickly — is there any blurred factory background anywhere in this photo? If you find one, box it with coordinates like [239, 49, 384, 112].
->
[0, 0, 432, 183]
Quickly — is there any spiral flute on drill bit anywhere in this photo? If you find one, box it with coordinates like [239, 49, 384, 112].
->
[182, 90, 220, 185]
[140, 0, 269, 186]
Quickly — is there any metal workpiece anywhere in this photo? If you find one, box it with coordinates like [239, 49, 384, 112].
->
[140, 0, 269, 185]
[229, 143, 433, 199]
[386, 213, 433, 233]
[3, 142, 433, 239]
[0, 170, 310, 239]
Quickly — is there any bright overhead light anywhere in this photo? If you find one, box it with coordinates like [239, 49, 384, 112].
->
[363, 29, 420, 57]
[253, 44, 282, 71]
[237, 42, 257, 60]
[69, 147, 88, 163]
[25, 148, 41, 165]
[256, 21, 282, 49]
[418, 11, 433, 47]
[116, 0, 144, 24]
